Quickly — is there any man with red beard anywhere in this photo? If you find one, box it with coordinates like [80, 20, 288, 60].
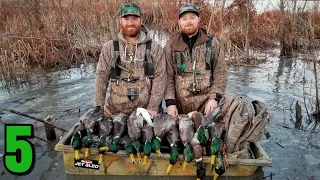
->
[94, 3, 166, 117]
[165, 4, 227, 116]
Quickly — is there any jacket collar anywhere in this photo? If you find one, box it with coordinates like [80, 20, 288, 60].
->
[170, 28, 209, 52]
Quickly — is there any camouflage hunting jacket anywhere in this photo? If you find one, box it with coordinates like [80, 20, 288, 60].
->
[164, 28, 227, 114]
[94, 26, 167, 115]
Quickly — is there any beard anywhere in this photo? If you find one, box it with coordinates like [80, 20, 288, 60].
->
[121, 24, 141, 38]
[180, 24, 199, 36]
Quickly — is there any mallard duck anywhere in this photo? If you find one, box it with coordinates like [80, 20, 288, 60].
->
[166, 125, 179, 174]
[71, 122, 87, 160]
[80, 106, 103, 158]
[128, 110, 143, 163]
[95, 114, 113, 162]
[152, 113, 176, 157]
[207, 118, 225, 167]
[141, 123, 153, 166]
[108, 113, 128, 153]
[179, 114, 195, 170]
[188, 111, 210, 156]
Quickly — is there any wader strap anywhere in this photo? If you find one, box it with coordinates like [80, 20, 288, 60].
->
[176, 52, 184, 75]
[144, 40, 154, 79]
[206, 35, 213, 71]
[111, 39, 121, 82]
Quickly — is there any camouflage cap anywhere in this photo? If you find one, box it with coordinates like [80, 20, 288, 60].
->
[179, 4, 199, 19]
[121, 3, 141, 17]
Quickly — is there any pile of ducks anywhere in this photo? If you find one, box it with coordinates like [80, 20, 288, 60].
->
[71, 106, 228, 180]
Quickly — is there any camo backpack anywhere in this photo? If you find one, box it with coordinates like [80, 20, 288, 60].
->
[221, 96, 270, 159]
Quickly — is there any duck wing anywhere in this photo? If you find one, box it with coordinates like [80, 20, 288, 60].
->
[141, 124, 154, 143]
[113, 112, 129, 139]
[99, 116, 113, 136]
[127, 111, 143, 140]
[154, 114, 176, 140]
[167, 124, 179, 146]
[179, 115, 194, 146]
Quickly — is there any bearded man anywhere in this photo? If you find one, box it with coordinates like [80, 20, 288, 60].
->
[94, 3, 166, 117]
[164, 4, 227, 116]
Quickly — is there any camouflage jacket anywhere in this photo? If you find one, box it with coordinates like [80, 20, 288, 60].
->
[164, 28, 227, 114]
[94, 26, 167, 115]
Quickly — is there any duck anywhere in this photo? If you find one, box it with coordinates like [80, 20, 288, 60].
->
[188, 111, 210, 155]
[207, 115, 225, 167]
[128, 108, 152, 163]
[80, 106, 103, 158]
[179, 114, 195, 170]
[141, 123, 153, 166]
[108, 113, 128, 153]
[71, 122, 87, 160]
[191, 127, 208, 180]
[166, 125, 179, 174]
[152, 113, 176, 157]
[95, 114, 113, 163]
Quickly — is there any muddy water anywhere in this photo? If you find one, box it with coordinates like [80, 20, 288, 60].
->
[0, 49, 320, 180]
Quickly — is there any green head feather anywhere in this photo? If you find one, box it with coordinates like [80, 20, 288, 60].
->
[169, 145, 179, 165]
[151, 138, 161, 151]
[143, 140, 152, 156]
[197, 126, 207, 146]
[183, 144, 194, 163]
[132, 139, 141, 152]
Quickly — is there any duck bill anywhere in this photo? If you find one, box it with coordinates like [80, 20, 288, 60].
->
[99, 146, 109, 152]
[211, 155, 216, 166]
[142, 155, 148, 166]
[129, 154, 135, 164]
[98, 154, 104, 164]
[167, 164, 173, 174]
[75, 150, 80, 160]
[203, 147, 207, 155]
[137, 152, 142, 163]
[213, 173, 219, 180]
[156, 150, 162, 157]
[85, 148, 90, 158]
[182, 161, 188, 171]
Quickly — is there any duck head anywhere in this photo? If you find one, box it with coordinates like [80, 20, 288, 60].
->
[196, 161, 206, 180]
[151, 137, 161, 157]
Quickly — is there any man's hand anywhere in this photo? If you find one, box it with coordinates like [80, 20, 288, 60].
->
[204, 99, 218, 117]
[147, 110, 158, 118]
[104, 107, 112, 116]
[167, 105, 178, 119]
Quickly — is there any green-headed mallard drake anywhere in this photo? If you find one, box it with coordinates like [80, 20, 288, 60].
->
[108, 113, 128, 153]
[80, 106, 103, 158]
[71, 122, 87, 160]
[141, 123, 153, 166]
[166, 124, 179, 174]
[152, 113, 176, 157]
[188, 111, 209, 155]
[128, 110, 143, 163]
[179, 114, 195, 170]
[207, 120, 225, 167]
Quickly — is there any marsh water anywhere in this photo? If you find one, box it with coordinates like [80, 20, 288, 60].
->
[0, 48, 320, 180]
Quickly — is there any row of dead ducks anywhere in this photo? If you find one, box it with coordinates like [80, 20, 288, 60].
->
[71, 106, 227, 180]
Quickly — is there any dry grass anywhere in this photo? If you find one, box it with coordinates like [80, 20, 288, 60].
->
[1, 0, 320, 80]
